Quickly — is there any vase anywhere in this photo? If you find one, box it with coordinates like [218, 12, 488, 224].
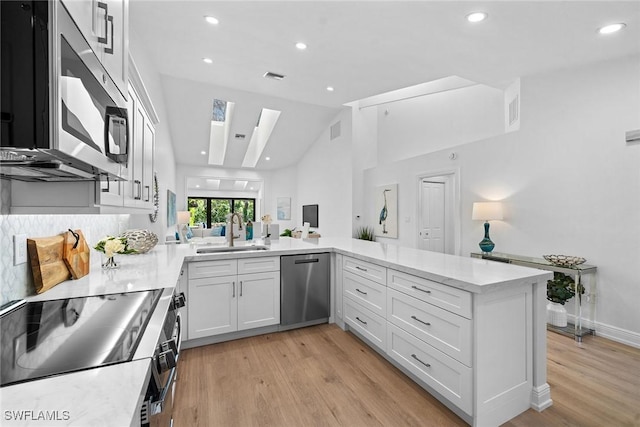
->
[478, 221, 495, 253]
[547, 301, 568, 327]
[102, 255, 119, 270]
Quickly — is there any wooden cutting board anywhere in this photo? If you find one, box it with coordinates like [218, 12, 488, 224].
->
[63, 229, 90, 279]
[27, 235, 70, 294]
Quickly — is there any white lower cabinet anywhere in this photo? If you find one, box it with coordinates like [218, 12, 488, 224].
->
[387, 323, 472, 415]
[343, 297, 386, 352]
[343, 258, 536, 426]
[187, 257, 280, 340]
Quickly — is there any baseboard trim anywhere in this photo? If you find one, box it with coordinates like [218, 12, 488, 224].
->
[530, 384, 553, 411]
[567, 315, 640, 349]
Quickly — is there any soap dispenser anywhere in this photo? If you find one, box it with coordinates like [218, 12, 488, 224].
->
[246, 220, 253, 240]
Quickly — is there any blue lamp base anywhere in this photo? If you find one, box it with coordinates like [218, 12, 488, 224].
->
[478, 221, 495, 253]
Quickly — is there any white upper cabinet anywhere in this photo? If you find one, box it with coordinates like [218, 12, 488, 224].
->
[61, 0, 129, 98]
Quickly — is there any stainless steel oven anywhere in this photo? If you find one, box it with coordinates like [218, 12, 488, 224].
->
[0, 0, 129, 181]
[140, 290, 185, 427]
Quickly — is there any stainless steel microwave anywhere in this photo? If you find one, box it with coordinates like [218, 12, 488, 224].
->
[0, 0, 128, 182]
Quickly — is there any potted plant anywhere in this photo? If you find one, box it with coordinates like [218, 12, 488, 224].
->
[546, 272, 584, 327]
[354, 226, 375, 241]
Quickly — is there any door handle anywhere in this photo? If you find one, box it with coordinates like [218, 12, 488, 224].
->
[240, 281, 243, 297]
[411, 354, 431, 368]
[105, 15, 114, 55]
[355, 288, 368, 295]
[411, 315, 431, 326]
[411, 285, 431, 294]
[232, 281, 235, 298]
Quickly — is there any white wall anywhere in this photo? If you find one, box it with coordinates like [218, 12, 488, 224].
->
[355, 55, 640, 345]
[127, 28, 178, 239]
[377, 84, 504, 164]
[295, 108, 353, 237]
[268, 165, 298, 232]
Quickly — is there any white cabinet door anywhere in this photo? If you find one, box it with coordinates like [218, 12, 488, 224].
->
[124, 84, 154, 209]
[188, 275, 238, 339]
[99, 0, 128, 97]
[237, 271, 280, 331]
[61, 0, 128, 97]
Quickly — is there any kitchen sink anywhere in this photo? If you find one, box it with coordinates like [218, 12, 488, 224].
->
[196, 245, 269, 254]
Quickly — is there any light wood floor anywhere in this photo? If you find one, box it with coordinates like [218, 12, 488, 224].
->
[173, 324, 640, 427]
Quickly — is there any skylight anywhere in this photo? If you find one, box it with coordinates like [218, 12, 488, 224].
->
[208, 99, 235, 165]
[241, 108, 281, 168]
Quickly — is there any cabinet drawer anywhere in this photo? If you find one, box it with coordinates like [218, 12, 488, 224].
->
[387, 269, 472, 319]
[387, 288, 472, 366]
[387, 323, 472, 415]
[343, 256, 386, 285]
[343, 271, 386, 316]
[344, 298, 386, 352]
[238, 256, 280, 274]
[188, 260, 237, 279]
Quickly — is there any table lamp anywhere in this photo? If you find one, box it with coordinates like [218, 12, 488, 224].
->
[472, 202, 503, 253]
[177, 211, 191, 243]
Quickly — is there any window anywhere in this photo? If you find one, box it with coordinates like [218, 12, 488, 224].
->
[188, 197, 255, 228]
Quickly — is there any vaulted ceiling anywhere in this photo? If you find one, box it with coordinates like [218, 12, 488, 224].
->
[129, 1, 640, 171]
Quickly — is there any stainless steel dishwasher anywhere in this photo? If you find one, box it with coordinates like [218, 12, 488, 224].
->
[280, 253, 330, 330]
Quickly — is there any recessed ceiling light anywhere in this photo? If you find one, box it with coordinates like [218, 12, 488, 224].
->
[205, 16, 219, 25]
[196, 184, 200, 188]
[326, 86, 334, 92]
[598, 23, 626, 34]
[466, 12, 488, 23]
[265, 157, 271, 161]
[203, 58, 213, 64]
[295, 42, 307, 50]
[201, 151, 206, 155]
[249, 187, 254, 190]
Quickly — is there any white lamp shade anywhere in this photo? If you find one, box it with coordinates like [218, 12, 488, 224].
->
[177, 211, 191, 224]
[472, 202, 503, 221]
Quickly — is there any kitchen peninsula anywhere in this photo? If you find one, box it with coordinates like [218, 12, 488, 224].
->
[0, 238, 551, 427]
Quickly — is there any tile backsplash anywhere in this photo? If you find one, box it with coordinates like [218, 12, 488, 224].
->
[0, 214, 130, 305]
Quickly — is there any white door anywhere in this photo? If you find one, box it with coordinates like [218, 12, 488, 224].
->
[419, 181, 445, 252]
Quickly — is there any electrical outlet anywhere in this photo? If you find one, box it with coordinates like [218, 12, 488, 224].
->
[14, 234, 27, 265]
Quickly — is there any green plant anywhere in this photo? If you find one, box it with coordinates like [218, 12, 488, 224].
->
[354, 226, 375, 241]
[280, 228, 292, 237]
[547, 272, 584, 305]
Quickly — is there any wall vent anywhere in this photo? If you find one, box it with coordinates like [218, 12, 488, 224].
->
[508, 95, 519, 126]
[330, 121, 341, 140]
[263, 71, 285, 81]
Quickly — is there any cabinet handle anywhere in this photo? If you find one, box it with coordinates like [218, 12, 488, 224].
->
[105, 15, 114, 55]
[232, 281, 235, 298]
[101, 176, 110, 193]
[355, 316, 367, 325]
[144, 185, 150, 202]
[240, 281, 243, 297]
[97, 2, 108, 44]
[355, 288, 367, 295]
[355, 266, 368, 272]
[411, 285, 431, 294]
[134, 180, 142, 200]
[411, 315, 431, 326]
[411, 354, 431, 368]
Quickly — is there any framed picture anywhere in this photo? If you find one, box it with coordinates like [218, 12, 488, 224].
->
[374, 184, 398, 238]
[167, 190, 176, 226]
[277, 197, 291, 220]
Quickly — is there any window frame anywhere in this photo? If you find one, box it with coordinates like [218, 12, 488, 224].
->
[187, 196, 256, 228]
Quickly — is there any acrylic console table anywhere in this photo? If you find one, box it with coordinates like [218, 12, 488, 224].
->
[470, 252, 597, 342]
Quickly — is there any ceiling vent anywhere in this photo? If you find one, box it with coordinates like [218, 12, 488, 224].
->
[330, 121, 341, 140]
[235, 134, 246, 140]
[263, 71, 285, 81]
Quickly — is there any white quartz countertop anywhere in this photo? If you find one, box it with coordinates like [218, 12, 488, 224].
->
[187, 237, 551, 293]
[1, 238, 551, 426]
[0, 359, 150, 427]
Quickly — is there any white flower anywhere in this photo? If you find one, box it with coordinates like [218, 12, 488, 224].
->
[261, 214, 272, 225]
[104, 239, 125, 257]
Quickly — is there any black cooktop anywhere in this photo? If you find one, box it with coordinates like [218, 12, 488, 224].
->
[0, 290, 161, 387]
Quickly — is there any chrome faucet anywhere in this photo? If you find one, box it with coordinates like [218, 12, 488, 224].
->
[228, 212, 244, 247]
